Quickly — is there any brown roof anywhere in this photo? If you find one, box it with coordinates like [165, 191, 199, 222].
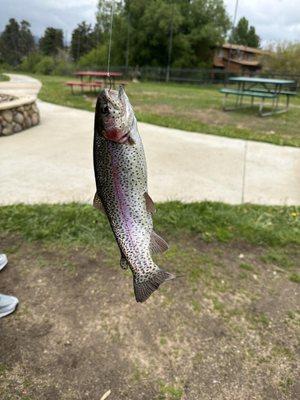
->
[222, 43, 266, 55]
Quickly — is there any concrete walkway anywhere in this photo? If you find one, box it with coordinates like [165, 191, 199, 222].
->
[0, 74, 299, 205]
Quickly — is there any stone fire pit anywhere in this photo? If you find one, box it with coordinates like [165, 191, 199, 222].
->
[0, 93, 40, 136]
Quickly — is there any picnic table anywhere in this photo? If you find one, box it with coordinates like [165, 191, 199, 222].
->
[65, 71, 123, 93]
[220, 77, 297, 117]
[75, 71, 123, 87]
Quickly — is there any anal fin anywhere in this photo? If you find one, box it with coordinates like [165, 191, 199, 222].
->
[150, 231, 169, 254]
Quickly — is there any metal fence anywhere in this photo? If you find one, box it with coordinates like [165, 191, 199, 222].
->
[82, 65, 300, 89]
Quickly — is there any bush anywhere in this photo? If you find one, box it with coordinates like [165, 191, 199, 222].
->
[35, 56, 56, 75]
[53, 49, 75, 75]
[77, 45, 107, 69]
[20, 50, 75, 76]
[19, 52, 43, 72]
[0, 61, 10, 73]
[52, 60, 75, 76]
[263, 42, 300, 75]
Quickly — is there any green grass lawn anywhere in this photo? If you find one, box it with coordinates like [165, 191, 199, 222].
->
[1, 202, 299, 247]
[1, 202, 299, 399]
[35, 74, 300, 147]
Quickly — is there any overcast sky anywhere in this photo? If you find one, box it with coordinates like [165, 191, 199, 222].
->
[0, 0, 299, 45]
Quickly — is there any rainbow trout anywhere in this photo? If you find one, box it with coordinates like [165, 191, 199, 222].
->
[93, 86, 174, 302]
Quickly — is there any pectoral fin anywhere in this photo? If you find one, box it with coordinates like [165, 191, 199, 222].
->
[144, 192, 156, 214]
[93, 192, 105, 213]
[127, 136, 135, 145]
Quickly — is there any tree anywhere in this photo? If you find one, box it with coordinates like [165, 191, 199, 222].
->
[248, 26, 260, 49]
[71, 22, 95, 61]
[0, 18, 20, 65]
[0, 18, 34, 65]
[95, 0, 123, 37]
[93, 0, 128, 67]
[263, 42, 300, 75]
[39, 27, 64, 55]
[80, 0, 231, 69]
[19, 20, 35, 56]
[230, 17, 260, 48]
[122, 0, 230, 68]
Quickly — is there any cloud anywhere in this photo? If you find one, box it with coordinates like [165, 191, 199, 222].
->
[0, 0, 98, 41]
[224, 0, 300, 44]
[0, 0, 299, 44]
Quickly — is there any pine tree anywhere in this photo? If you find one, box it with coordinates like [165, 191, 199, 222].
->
[39, 27, 64, 55]
[0, 18, 21, 65]
[230, 17, 260, 48]
[19, 20, 35, 56]
[0, 18, 35, 65]
[248, 26, 260, 48]
[71, 22, 94, 62]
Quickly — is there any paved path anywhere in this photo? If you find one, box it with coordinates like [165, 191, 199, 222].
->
[1, 74, 299, 205]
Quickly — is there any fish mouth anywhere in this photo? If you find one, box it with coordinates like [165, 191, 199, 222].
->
[100, 88, 122, 110]
[119, 131, 130, 143]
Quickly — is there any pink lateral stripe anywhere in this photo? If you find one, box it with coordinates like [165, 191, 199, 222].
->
[109, 142, 135, 249]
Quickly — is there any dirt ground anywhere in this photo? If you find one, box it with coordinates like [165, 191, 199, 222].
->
[0, 235, 299, 400]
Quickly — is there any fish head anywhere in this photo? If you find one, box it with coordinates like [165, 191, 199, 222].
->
[97, 86, 134, 144]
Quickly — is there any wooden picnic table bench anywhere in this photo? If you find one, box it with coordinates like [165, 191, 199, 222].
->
[220, 88, 276, 99]
[65, 81, 103, 94]
[94, 79, 130, 87]
[246, 88, 297, 96]
[220, 77, 297, 117]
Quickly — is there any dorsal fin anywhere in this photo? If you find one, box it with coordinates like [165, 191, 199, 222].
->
[144, 192, 156, 214]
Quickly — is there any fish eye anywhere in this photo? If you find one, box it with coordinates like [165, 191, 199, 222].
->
[102, 105, 109, 114]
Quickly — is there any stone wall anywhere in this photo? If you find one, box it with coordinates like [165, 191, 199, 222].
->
[0, 96, 40, 136]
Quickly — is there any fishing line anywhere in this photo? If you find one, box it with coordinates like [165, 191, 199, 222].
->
[107, 0, 115, 81]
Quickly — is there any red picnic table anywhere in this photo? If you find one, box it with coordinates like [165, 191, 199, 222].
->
[65, 70, 123, 93]
[75, 70, 123, 87]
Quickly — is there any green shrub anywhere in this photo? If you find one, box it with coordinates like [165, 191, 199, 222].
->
[77, 45, 107, 69]
[0, 62, 11, 73]
[52, 60, 75, 76]
[35, 56, 56, 75]
[263, 42, 300, 75]
[0, 74, 9, 81]
[20, 50, 75, 76]
[19, 52, 43, 72]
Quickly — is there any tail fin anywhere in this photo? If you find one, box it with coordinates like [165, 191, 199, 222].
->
[133, 269, 175, 303]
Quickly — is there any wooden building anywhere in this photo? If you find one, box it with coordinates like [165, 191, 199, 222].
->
[213, 43, 265, 75]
